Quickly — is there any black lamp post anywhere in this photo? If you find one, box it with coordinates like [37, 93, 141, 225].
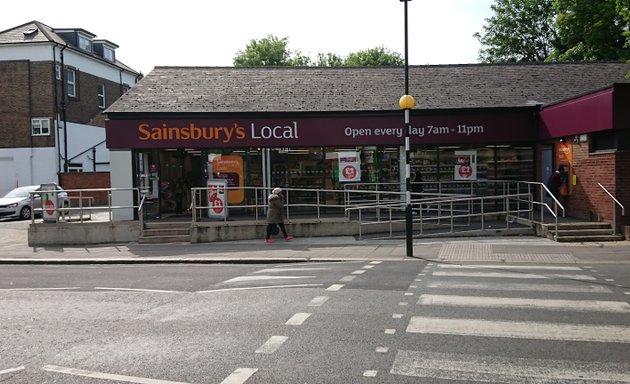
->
[399, 0, 414, 257]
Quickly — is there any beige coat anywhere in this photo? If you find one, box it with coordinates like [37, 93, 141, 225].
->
[267, 193, 284, 224]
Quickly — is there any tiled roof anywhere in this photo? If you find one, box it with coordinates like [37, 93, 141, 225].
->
[105, 62, 630, 114]
[0, 20, 139, 75]
[0, 21, 66, 45]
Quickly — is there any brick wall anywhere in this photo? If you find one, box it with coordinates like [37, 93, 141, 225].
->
[59, 172, 111, 205]
[64, 69, 124, 127]
[616, 151, 630, 227]
[0, 61, 31, 148]
[0, 61, 56, 148]
[568, 142, 616, 222]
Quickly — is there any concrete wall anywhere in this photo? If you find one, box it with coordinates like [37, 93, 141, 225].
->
[28, 221, 139, 246]
[110, 150, 135, 220]
[191, 218, 361, 243]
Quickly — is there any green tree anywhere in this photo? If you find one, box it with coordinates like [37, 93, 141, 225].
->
[233, 36, 403, 67]
[233, 35, 312, 66]
[315, 52, 345, 67]
[344, 47, 404, 66]
[474, 0, 557, 63]
[551, 0, 630, 61]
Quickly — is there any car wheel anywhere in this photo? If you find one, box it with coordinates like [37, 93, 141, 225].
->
[20, 206, 32, 220]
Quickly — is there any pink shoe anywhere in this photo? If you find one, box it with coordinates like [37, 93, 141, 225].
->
[266, 239, 274, 244]
[285, 235, 293, 241]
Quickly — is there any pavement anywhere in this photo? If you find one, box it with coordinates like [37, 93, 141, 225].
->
[1, 218, 629, 264]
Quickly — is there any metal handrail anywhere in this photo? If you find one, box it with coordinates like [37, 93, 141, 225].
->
[345, 192, 533, 240]
[138, 193, 147, 231]
[598, 183, 625, 235]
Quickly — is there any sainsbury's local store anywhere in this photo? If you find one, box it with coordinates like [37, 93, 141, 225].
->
[104, 62, 630, 230]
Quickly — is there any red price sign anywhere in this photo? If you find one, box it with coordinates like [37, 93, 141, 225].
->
[458, 165, 473, 179]
[45, 199, 55, 215]
[342, 165, 357, 180]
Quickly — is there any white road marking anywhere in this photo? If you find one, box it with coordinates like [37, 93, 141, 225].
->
[221, 275, 315, 283]
[326, 284, 344, 291]
[255, 336, 288, 354]
[407, 316, 630, 343]
[436, 264, 582, 271]
[376, 347, 389, 353]
[385, 329, 396, 334]
[362, 265, 375, 269]
[369, 261, 382, 264]
[409, 285, 418, 289]
[391, 350, 630, 382]
[351, 270, 366, 275]
[363, 370, 378, 377]
[196, 284, 322, 293]
[340, 275, 356, 282]
[0, 287, 80, 291]
[393, 314, 404, 319]
[254, 268, 329, 274]
[219, 368, 258, 384]
[399, 302, 408, 306]
[42, 365, 189, 384]
[418, 294, 630, 312]
[308, 296, 329, 306]
[605, 279, 615, 282]
[404, 292, 414, 296]
[426, 281, 612, 293]
[0, 366, 24, 376]
[94, 287, 179, 293]
[432, 271, 596, 280]
[286, 313, 311, 326]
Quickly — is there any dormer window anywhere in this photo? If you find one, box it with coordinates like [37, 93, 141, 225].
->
[103, 46, 115, 62]
[78, 34, 92, 52]
[93, 39, 119, 62]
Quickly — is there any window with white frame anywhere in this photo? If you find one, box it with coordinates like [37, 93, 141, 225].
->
[31, 118, 51, 136]
[78, 34, 92, 52]
[98, 84, 106, 109]
[67, 69, 76, 98]
[103, 46, 115, 62]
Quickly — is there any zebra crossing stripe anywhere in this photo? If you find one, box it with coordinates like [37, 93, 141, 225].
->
[418, 294, 630, 312]
[219, 368, 258, 384]
[407, 316, 630, 343]
[255, 336, 288, 354]
[432, 271, 596, 280]
[426, 281, 612, 293]
[390, 350, 630, 383]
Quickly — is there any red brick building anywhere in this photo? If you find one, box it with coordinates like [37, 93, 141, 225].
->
[0, 21, 141, 196]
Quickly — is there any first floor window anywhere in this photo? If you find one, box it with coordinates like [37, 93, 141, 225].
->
[67, 69, 76, 98]
[31, 118, 51, 136]
[98, 84, 106, 109]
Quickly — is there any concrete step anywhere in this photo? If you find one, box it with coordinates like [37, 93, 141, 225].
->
[138, 234, 191, 244]
[555, 234, 625, 242]
[553, 228, 614, 237]
[142, 228, 190, 237]
[140, 222, 191, 243]
[543, 221, 625, 242]
[548, 222, 612, 231]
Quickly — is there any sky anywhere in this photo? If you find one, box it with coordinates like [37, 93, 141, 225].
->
[3, 0, 496, 75]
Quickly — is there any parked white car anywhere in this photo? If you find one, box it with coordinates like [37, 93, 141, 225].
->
[0, 184, 69, 220]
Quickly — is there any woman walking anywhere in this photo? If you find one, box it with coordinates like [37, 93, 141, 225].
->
[266, 187, 293, 243]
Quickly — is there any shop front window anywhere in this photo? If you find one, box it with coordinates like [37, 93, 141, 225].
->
[411, 145, 534, 191]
